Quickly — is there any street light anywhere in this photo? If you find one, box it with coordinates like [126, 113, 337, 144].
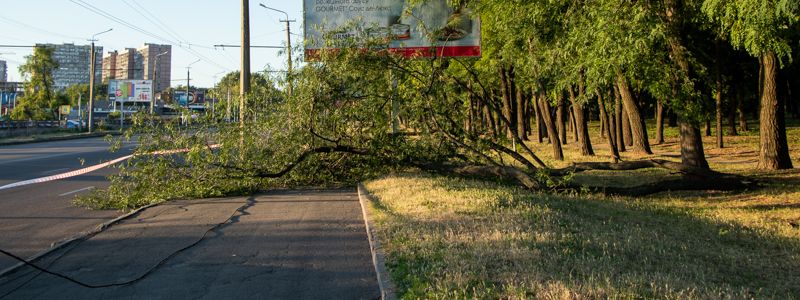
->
[186, 58, 201, 109]
[87, 28, 112, 133]
[259, 3, 295, 97]
[151, 51, 169, 114]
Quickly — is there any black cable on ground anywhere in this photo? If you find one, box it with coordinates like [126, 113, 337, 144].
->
[0, 197, 254, 293]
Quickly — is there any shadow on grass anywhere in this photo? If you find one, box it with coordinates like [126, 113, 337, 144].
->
[371, 174, 800, 297]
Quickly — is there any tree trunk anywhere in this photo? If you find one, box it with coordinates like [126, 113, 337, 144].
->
[570, 86, 594, 156]
[715, 39, 724, 148]
[614, 86, 626, 152]
[538, 93, 563, 160]
[570, 108, 578, 142]
[656, 100, 665, 144]
[484, 102, 497, 137]
[668, 110, 678, 127]
[556, 93, 567, 145]
[758, 51, 793, 170]
[516, 81, 528, 141]
[598, 91, 620, 162]
[499, 67, 514, 139]
[622, 105, 632, 147]
[705, 120, 712, 137]
[680, 121, 709, 169]
[617, 73, 652, 154]
[738, 96, 748, 132]
[600, 105, 607, 140]
[728, 96, 738, 136]
[532, 88, 544, 143]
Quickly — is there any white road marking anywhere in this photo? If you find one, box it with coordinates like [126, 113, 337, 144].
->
[0, 154, 133, 191]
[59, 186, 96, 197]
[42, 168, 70, 175]
[0, 144, 220, 191]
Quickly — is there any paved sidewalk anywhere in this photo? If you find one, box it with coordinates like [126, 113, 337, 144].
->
[0, 190, 380, 299]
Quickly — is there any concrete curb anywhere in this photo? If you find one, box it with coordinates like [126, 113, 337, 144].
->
[0, 132, 121, 147]
[0, 202, 160, 278]
[357, 183, 397, 300]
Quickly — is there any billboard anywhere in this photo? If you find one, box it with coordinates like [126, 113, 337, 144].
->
[304, 0, 481, 58]
[173, 90, 206, 107]
[108, 80, 153, 102]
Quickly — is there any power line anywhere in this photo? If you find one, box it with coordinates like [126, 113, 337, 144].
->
[70, 0, 176, 45]
[0, 16, 83, 41]
[122, 0, 187, 46]
[68, 0, 231, 72]
[129, 0, 189, 45]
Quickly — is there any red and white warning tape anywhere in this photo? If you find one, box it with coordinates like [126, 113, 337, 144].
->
[0, 144, 220, 191]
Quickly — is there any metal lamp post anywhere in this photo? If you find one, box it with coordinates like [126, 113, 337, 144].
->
[186, 58, 201, 109]
[87, 28, 112, 133]
[259, 3, 295, 97]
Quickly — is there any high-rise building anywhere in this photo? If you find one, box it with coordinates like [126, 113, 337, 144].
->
[37, 43, 103, 90]
[0, 60, 7, 83]
[116, 48, 144, 80]
[139, 44, 171, 93]
[102, 51, 118, 82]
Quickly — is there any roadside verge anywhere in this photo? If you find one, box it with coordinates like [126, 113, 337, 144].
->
[0, 131, 121, 147]
[357, 183, 397, 300]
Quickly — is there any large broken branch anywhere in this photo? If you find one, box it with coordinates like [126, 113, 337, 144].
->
[255, 145, 370, 178]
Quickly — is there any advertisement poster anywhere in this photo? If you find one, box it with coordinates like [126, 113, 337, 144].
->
[304, 0, 481, 58]
[108, 80, 153, 102]
[173, 90, 205, 107]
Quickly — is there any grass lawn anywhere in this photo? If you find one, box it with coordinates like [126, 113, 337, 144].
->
[362, 119, 800, 298]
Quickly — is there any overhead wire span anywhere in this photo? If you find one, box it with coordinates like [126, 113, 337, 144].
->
[68, 0, 232, 71]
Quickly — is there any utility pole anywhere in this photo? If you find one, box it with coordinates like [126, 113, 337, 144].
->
[259, 3, 295, 97]
[241, 0, 251, 130]
[87, 28, 112, 133]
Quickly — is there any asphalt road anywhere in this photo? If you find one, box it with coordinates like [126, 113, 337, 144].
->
[0, 137, 135, 271]
[0, 190, 381, 299]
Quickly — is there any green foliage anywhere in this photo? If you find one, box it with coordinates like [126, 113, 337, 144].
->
[12, 46, 59, 120]
[703, 0, 799, 60]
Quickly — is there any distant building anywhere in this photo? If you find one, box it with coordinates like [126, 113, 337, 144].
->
[102, 43, 171, 93]
[37, 43, 103, 90]
[0, 60, 7, 82]
[102, 51, 117, 82]
[116, 48, 144, 80]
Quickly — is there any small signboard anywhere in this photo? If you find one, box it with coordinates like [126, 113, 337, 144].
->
[59, 105, 71, 115]
[304, 0, 481, 59]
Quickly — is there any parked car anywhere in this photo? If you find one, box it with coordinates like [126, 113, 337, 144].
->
[66, 120, 85, 129]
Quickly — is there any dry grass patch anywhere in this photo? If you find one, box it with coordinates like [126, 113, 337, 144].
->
[365, 174, 800, 298]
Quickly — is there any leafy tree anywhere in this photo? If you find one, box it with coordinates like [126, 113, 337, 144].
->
[703, 0, 798, 169]
[12, 46, 59, 120]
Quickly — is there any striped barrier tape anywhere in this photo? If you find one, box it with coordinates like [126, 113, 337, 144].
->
[0, 144, 220, 191]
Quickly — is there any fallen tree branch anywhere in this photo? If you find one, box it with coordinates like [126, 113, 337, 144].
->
[254, 145, 370, 178]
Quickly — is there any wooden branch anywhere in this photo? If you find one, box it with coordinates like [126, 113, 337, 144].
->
[254, 145, 370, 178]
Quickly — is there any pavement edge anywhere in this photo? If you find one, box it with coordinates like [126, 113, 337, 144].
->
[357, 183, 397, 300]
[0, 202, 160, 278]
[0, 132, 121, 147]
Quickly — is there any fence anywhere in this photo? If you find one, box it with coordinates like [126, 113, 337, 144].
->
[0, 121, 68, 139]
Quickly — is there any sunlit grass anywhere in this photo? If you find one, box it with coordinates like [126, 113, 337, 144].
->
[363, 119, 800, 298]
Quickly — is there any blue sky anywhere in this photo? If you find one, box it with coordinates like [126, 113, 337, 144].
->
[0, 1, 303, 88]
